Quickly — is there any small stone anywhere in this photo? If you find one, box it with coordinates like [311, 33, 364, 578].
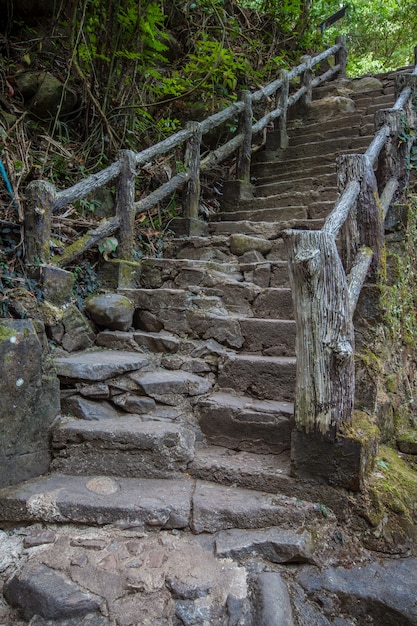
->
[84, 293, 134, 331]
[23, 529, 56, 548]
[70, 538, 108, 550]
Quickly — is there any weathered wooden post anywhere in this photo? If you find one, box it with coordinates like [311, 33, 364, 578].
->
[25, 180, 56, 266]
[300, 55, 313, 107]
[335, 35, 347, 77]
[337, 154, 384, 278]
[221, 90, 254, 209]
[115, 149, 137, 287]
[375, 108, 410, 200]
[277, 69, 289, 150]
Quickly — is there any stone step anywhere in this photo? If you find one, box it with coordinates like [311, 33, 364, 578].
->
[253, 185, 336, 205]
[51, 416, 196, 478]
[123, 285, 293, 321]
[162, 233, 285, 262]
[196, 391, 294, 454]
[54, 350, 153, 383]
[218, 354, 296, 401]
[215, 204, 308, 223]
[96, 329, 181, 354]
[276, 135, 372, 160]
[208, 217, 325, 237]
[136, 257, 242, 290]
[253, 174, 337, 195]
[253, 167, 336, 187]
[0, 473, 323, 531]
[187, 313, 296, 353]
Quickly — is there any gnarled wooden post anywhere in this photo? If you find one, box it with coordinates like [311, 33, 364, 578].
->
[276, 69, 289, 149]
[115, 149, 137, 288]
[183, 121, 202, 221]
[300, 55, 313, 106]
[25, 180, 56, 266]
[335, 35, 347, 77]
[283, 229, 377, 490]
[221, 91, 254, 208]
[337, 154, 384, 279]
[375, 108, 409, 199]
[116, 149, 137, 262]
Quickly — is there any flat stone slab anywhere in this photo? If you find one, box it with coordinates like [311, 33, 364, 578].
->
[130, 369, 213, 397]
[0, 474, 193, 529]
[3, 562, 102, 621]
[55, 350, 150, 382]
[192, 481, 322, 533]
[51, 417, 196, 478]
[216, 527, 314, 564]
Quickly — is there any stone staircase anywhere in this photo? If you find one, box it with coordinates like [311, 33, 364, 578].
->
[0, 71, 407, 625]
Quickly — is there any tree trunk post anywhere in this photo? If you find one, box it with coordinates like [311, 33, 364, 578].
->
[337, 153, 384, 279]
[115, 149, 137, 288]
[115, 149, 137, 261]
[183, 121, 202, 221]
[283, 228, 378, 490]
[335, 35, 347, 77]
[276, 69, 289, 149]
[375, 108, 410, 199]
[300, 55, 313, 106]
[284, 229, 355, 438]
[24, 180, 56, 266]
[236, 90, 253, 183]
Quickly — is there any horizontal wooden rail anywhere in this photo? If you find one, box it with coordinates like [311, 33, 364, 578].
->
[25, 36, 348, 269]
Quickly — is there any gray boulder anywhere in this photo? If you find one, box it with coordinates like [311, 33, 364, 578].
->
[84, 293, 134, 331]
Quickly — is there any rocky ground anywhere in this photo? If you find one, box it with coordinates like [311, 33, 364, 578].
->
[0, 508, 416, 625]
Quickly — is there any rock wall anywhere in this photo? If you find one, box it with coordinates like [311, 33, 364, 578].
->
[0, 319, 60, 488]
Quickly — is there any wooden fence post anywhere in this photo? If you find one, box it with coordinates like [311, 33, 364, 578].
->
[284, 229, 355, 438]
[221, 91, 254, 209]
[337, 154, 384, 279]
[236, 90, 253, 183]
[115, 149, 137, 287]
[277, 69, 289, 149]
[300, 55, 313, 106]
[375, 108, 410, 199]
[335, 35, 347, 77]
[183, 120, 202, 222]
[24, 180, 56, 266]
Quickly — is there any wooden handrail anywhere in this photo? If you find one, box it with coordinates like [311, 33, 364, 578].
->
[284, 46, 417, 440]
[24, 37, 347, 268]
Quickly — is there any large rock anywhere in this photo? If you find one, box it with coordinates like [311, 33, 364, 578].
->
[307, 96, 355, 121]
[14, 71, 78, 120]
[0, 320, 60, 488]
[3, 562, 102, 620]
[84, 293, 134, 331]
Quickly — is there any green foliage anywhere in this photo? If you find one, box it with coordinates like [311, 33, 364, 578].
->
[312, 0, 417, 75]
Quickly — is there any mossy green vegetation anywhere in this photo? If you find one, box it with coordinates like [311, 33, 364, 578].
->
[367, 445, 417, 525]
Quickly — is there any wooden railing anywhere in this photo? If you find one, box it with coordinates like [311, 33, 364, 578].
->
[24, 37, 347, 286]
[283, 50, 417, 441]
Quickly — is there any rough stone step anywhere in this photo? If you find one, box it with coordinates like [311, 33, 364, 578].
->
[276, 135, 372, 160]
[96, 329, 181, 354]
[253, 185, 336, 205]
[218, 353, 296, 401]
[55, 350, 152, 383]
[253, 166, 336, 187]
[253, 173, 337, 195]
[188, 313, 296, 353]
[120, 285, 293, 332]
[129, 368, 213, 401]
[196, 391, 294, 454]
[189, 445, 293, 494]
[136, 257, 242, 290]
[208, 217, 325, 237]
[218, 201, 334, 221]
[216, 205, 308, 223]
[51, 416, 196, 478]
[0, 473, 323, 531]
